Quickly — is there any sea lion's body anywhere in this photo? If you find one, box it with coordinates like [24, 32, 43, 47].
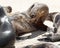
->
[10, 12, 37, 36]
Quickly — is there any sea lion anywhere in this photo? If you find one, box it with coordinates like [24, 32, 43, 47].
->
[10, 3, 49, 36]
[38, 12, 60, 42]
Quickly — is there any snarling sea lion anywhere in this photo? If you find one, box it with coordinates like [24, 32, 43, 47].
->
[0, 6, 15, 48]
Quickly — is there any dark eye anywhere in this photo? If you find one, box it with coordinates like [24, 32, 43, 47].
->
[30, 15, 35, 18]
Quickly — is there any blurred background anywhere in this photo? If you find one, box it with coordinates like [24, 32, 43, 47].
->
[0, 0, 60, 13]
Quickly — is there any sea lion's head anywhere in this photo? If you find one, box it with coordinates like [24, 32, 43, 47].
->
[27, 3, 49, 24]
